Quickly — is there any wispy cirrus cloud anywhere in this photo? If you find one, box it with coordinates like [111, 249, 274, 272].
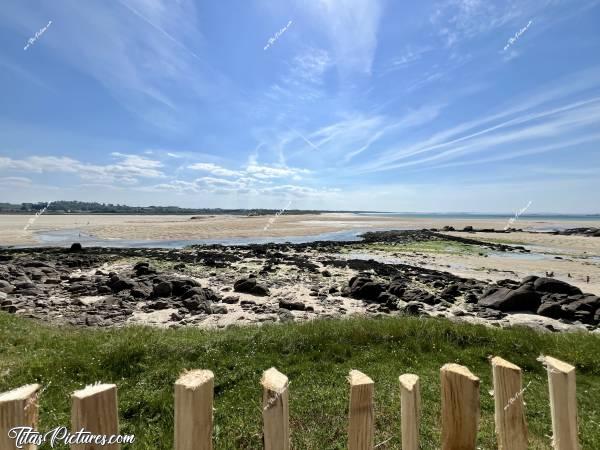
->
[354, 89, 600, 173]
[299, 0, 384, 74]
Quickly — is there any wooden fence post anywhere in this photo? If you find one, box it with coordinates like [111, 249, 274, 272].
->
[0, 384, 40, 450]
[542, 356, 579, 450]
[71, 383, 119, 450]
[491, 356, 528, 450]
[261, 367, 289, 450]
[399, 374, 420, 450]
[440, 363, 480, 450]
[174, 370, 214, 450]
[348, 370, 374, 450]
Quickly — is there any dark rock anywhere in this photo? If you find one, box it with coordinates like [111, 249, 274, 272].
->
[15, 281, 36, 290]
[403, 289, 438, 305]
[68, 282, 91, 294]
[352, 281, 384, 301]
[69, 243, 83, 252]
[170, 312, 183, 321]
[464, 292, 478, 304]
[210, 304, 228, 314]
[562, 296, 600, 323]
[478, 285, 541, 312]
[108, 276, 137, 293]
[0, 280, 15, 294]
[463, 226, 474, 232]
[97, 286, 112, 295]
[388, 281, 406, 297]
[153, 281, 173, 297]
[149, 300, 170, 310]
[279, 299, 306, 311]
[322, 270, 332, 277]
[252, 284, 270, 296]
[537, 302, 564, 319]
[440, 284, 460, 300]
[134, 261, 156, 275]
[234, 277, 270, 296]
[172, 279, 200, 296]
[403, 301, 425, 315]
[222, 296, 240, 304]
[182, 296, 208, 312]
[377, 292, 400, 310]
[131, 287, 151, 299]
[533, 278, 582, 295]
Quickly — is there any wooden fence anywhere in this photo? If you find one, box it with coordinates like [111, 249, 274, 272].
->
[0, 355, 579, 449]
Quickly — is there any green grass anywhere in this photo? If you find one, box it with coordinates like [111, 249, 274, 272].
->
[352, 240, 488, 256]
[1, 313, 599, 449]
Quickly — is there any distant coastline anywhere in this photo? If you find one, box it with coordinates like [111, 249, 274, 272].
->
[1, 201, 598, 218]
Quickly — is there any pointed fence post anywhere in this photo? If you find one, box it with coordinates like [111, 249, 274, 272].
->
[261, 367, 289, 450]
[491, 356, 528, 450]
[174, 370, 214, 450]
[71, 383, 119, 450]
[440, 363, 480, 450]
[399, 374, 420, 450]
[348, 370, 374, 450]
[0, 384, 40, 450]
[542, 356, 579, 450]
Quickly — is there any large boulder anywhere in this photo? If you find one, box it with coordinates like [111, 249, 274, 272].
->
[108, 276, 137, 293]
[171, 279, 201, 296]
[376, 292, 400, 309]
[403, 289, 438, 305]
[537, 302, 564, 319]
[562, 295, 600, 324]
[279, 299, 306, 311]
[533, 278, 582, 295]
[234, 277, 270, 296]
[69, 243, 83, 252]
[352, 282, 384, 301]
[153, 281, 173, 297]
[478, 285, 541, 312]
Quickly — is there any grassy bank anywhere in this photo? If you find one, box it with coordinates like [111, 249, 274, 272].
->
[1, 313, 599, 449]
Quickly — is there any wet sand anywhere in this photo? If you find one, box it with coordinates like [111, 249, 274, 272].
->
[2, 213, 600, 245]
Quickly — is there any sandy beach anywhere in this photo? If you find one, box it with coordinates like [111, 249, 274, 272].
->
[2, 212, 600, 245]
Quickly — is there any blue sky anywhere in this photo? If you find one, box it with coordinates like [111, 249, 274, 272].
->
[1, 0, 599, 213]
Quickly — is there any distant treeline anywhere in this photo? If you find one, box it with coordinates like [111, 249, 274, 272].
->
[0, 201, 353, 216]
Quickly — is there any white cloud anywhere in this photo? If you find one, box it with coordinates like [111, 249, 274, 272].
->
[188, 163, 243, 177]
[245, 164, 310, 179]
[0, 153, 164, 184]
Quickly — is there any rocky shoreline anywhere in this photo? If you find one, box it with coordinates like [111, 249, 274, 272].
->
[0, 230, 598, 333]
